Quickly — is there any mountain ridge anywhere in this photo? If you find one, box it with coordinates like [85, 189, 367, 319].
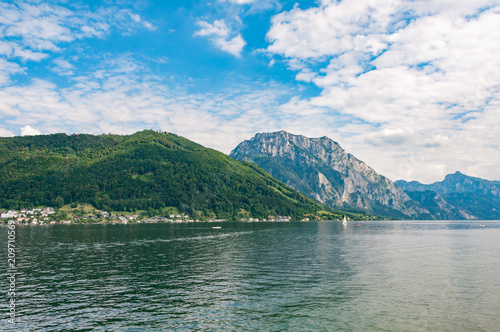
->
[0, 130, 350, 221]
[396, 172, 500, 219]
[231, 131, 429, 219]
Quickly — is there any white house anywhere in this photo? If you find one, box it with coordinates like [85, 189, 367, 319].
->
[1, 210, 18, 219]
[44, 207, 55, 214]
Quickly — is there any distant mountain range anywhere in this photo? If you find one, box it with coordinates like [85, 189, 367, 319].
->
[396, 172, 500, 220]
[0, 130, 345, 221]
[230, 131, 428, 219]
[231, 131, 500, 220]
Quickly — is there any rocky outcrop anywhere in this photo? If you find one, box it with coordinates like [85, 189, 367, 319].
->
[404, 190, 477, 220]
[230, 131, 429, 219]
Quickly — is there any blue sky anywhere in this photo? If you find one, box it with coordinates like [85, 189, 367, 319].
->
[1, 0, 499, 183]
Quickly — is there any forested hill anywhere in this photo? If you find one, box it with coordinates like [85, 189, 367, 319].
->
[0, 130, 343, 220]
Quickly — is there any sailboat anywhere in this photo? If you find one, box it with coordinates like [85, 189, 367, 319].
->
[342, 215, 347, 226]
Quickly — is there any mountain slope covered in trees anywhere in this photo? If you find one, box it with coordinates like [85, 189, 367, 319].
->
[0, 130, 348, 220]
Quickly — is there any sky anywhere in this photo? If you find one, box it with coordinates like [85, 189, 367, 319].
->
[0, 0, 499, 183]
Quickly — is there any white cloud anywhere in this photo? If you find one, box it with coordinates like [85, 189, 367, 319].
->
[129, 12, 155, 30]
[218, 0, 279, 9]
[197, 0, 281, 57]
[223, 0, 281, 13]
[21, 125, 41, 136]
[0, 58, 25, 86]
[266, 0, 500, 182]
[50, 58, 74, 76]
[278, 96, 326, 116]
[226, 0, 256, 4]
[195, 20, 230, 38]
[365, 127, 416, 146]
[267, 0, 401, 59]
[195, 20, 246, 57]
[0, 1, 155, 62]
[0, 55, 296, 152]
[0, 128, 15, 137]
[216, 35, 246, 56]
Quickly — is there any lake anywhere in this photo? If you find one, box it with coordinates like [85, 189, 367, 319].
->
[1, 221, 500, 331]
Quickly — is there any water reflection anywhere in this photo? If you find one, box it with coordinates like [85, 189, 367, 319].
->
[0, 222, 499, 331]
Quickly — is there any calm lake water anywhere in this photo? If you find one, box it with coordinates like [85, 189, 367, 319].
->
[1, 221, 500, 331]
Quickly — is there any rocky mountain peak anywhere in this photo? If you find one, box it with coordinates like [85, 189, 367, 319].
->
[445, 171, 465, 180]
[232, 131, 347, 169]
[231, 131, 429, 219]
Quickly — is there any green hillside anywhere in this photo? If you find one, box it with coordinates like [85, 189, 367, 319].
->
[0, 130, 344, 220]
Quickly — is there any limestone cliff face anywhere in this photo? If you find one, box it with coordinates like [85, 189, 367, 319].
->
[230, 131, 428, 218]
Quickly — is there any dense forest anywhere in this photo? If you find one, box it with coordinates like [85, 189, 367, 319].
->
[0, 130, 349, 220]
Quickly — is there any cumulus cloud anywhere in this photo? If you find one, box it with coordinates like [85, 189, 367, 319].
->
[215, 34, 246, 56]
[267, 0, 399, 59]
[21, 125, 41, 136]
[266, 0, 500, 182]
[195, 20, 246, 57]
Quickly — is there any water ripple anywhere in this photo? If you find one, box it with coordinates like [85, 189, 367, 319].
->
[1, 221, 500, 331]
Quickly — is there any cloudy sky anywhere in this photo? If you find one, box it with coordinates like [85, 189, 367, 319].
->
[1, 0, 499, 183]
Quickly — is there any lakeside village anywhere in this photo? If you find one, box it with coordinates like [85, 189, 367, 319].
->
[0, 207, 298, 225]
